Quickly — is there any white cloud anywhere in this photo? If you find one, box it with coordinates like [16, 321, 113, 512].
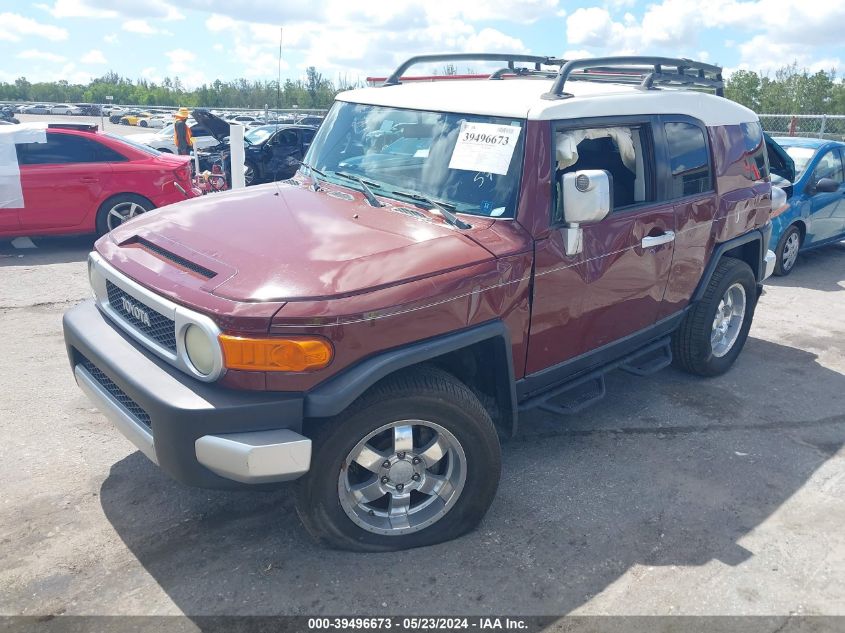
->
[17, 49, 67, 63]
[122, 19, 171, 36]
[0, 12, 68, 42]
[37, 0, 117, 18]
[104, 33, 118, 44]
[81, 49, 107, 64]
[566, 8, 615, 47]
[38, 0, 182, 20]
[166, 49, 196, 74]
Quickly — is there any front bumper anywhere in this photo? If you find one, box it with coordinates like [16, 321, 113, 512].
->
[64, 300, 310, 489]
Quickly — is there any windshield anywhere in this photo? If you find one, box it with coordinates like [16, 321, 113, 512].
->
[245, 126, 277, 145]
[303, 102, 525, 218]
[784, 146, 817, 178]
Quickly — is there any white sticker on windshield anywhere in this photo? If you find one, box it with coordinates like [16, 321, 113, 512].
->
[413, 148, 430, 158]
[448, 122, 521, 176]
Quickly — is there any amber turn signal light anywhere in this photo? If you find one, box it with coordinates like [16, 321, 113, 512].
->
[219, 335, 333, 372]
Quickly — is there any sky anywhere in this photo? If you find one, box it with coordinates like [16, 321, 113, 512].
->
[1, 0, 844, 89]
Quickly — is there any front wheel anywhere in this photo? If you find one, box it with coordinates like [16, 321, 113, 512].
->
[774, 225, 802, 276]
[672, 258, 757, 377]
[295, 366, 502, 551]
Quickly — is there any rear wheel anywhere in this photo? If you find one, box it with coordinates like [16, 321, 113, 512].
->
[295, 366, 501, 551]
[672, 258, 757, 377]
[95, 194, 154, 236]
[139, 120, 148, 128]
[774, 225, 801, 276]
[244, 161, 257, 186]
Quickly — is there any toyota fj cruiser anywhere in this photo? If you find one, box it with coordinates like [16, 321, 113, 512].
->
[63, 55, 793, 551]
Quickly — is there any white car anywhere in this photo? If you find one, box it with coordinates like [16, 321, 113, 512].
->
[137, 115, 169, 129]
[51, 104, 82, 115]
[132, 120, 220, 153]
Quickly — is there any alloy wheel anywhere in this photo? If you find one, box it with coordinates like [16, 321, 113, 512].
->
[710, 282, 747, 358]
[782, 231, 800, 272]
[106, 201, 147, 231]
[338, 420, 467, 536]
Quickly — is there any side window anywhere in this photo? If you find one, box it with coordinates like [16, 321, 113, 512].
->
[740, 121, 769, 181]
[191, 126, 211, 137]
[553, 123, 654, 219]
[811, 150, 844, 184]
[277, 130, 298, 147]
[93, 143, 128, 162]
[15, 134, 107, 166]
[664, 122, 712, 197]
[301, 129, 316, 150]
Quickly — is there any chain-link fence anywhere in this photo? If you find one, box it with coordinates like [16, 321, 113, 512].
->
[759, 114, 845, 141]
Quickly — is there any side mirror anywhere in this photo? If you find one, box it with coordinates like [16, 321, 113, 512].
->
[556, 170, 612, 256]
[813, 177, 839, 194]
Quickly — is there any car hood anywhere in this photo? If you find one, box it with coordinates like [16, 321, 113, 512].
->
[106, 181, 496, 303]
[191, 108, 231, 142]
[765, 133, 796, 184]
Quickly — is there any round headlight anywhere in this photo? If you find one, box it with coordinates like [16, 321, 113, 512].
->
[185, 325, 215, 375]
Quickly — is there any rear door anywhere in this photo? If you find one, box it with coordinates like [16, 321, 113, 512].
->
[526, 116, 677, 375]
[16, 132, 116, 231]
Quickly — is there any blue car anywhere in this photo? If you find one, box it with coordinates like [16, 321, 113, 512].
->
[770, 137, 845, 275]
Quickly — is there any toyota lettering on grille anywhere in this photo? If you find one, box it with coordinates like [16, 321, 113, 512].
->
[120, 295, 152, 328]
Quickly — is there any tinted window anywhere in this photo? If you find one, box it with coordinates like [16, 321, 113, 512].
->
[812, 150, 844, 184]
[276, 130, 298, 147]
[664, 122, 712, 197]
[16, 134, 124, 165]
[191, 126, 210, 137]
[740, 121, 769, 181]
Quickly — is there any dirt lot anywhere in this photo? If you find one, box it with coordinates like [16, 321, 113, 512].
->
[0, 234, 843, 619]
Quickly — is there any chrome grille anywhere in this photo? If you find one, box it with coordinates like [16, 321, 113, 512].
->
[106, 281, 177, 353]
[79, 356, 151, 430]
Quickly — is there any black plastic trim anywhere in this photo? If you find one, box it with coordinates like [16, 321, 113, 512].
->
[692, 226, 768, 302]
[304, 320, 517, 430]
[517, 309, 687, 401]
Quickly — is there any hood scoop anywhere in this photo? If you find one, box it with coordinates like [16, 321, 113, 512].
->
[130, 237, 217, 279]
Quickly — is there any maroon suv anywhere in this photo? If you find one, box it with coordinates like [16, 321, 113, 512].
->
[63, 55, 792, 551]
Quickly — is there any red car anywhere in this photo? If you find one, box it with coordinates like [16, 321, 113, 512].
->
[1, 124, 195, 237]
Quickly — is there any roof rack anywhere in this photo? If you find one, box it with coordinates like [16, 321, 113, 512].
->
[382, 54, 563, 86]
[48, 123, 99, 132]
[541, 56, 724, 99]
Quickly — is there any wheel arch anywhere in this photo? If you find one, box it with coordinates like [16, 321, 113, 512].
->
[303, 321, 518, 438]
[693, 228, 766, 302]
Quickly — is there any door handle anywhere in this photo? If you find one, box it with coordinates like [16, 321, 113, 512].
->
[641, 231, 675, 248]
[79, 176, 99, 183]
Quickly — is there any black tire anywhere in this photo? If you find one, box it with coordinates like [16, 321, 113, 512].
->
[295, 366, 502, 552]
[671, 258, 757, 377]
[95, 193, 154, 236]
[139, 120, 148, 128]
[774, 225, 802, 276]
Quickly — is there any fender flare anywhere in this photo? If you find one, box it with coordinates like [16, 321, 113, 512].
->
[304, 320, 518, 435]
[692, 224, 769, 302]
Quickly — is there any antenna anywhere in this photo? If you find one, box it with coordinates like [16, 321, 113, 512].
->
[277, 27, 283, 114]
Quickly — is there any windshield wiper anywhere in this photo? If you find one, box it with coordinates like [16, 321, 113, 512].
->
[332, 171, 384, 208]
[390, 190, 471, 230]
[298, 160, 328, 191]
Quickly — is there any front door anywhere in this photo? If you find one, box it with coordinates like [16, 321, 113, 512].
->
[266, 129, 302, 181]
[525, 117, 677, 376]
[16, 133, 113, 231]
[805, 148, 845, 244]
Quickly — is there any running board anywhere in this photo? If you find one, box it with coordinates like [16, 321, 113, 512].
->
[519, 336, 672, 416]
[619, 338, 673, 376]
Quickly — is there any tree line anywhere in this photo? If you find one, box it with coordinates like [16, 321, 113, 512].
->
[2, 63, 844, 114]
[0, 67, 360, 109]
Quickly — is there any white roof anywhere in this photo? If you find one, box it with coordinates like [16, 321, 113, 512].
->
[337, 78, 758, 127]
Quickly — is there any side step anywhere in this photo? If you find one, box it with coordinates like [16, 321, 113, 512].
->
[519, 336, 672, 416]
[619, 338, 673, 376]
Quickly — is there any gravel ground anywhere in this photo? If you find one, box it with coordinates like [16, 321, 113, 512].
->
[0, 235, 843, 620]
